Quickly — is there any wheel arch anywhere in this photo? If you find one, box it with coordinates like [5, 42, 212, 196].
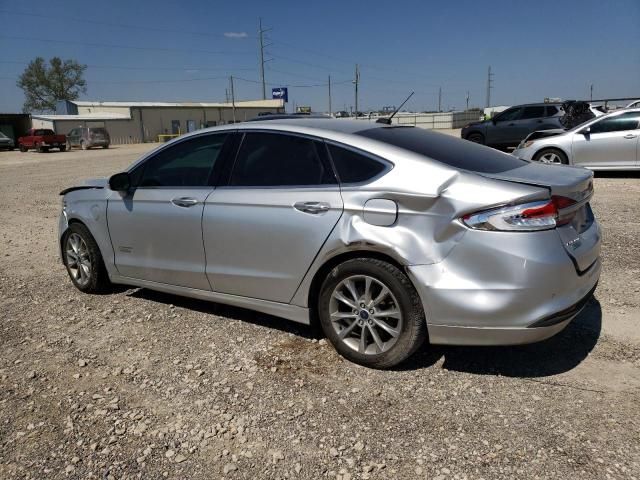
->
[306, 249, 407, 329]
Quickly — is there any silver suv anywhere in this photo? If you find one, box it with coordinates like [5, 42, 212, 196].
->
[66, 127, 110, 150]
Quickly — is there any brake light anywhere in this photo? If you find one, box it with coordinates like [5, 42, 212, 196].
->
[462, 196, 577, 231]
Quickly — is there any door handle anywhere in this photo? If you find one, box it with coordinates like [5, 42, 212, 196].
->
[294, 201, 330, 214]
[171, 197, 199, 207]
[623, 134, 637, 139]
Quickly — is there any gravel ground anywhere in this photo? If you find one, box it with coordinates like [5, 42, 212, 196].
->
[1, 144, 639, 480]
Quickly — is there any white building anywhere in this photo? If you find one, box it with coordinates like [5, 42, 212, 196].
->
[31, 99, 285, 144]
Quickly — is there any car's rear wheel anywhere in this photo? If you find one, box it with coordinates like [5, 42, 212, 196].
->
[534, 148, 568, 165]
[467, 132, 485, 144]
[59, 146, 66, 152]
[19, 144, 27, 152]
[318, 258, 427, 369]
[62, 223, 111, 293]
[103, 144, 109, 149]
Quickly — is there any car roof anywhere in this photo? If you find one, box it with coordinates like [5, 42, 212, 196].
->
[234, 118, 386, 135]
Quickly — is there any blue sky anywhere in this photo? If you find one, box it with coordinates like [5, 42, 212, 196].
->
[1, 0, 639, 113]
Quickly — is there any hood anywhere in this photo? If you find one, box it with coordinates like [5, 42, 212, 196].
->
[60, 177, 108, 195]
[480, 161, 593, 201]
[525, 129, 567, 142]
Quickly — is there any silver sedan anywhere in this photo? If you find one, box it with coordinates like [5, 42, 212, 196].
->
[59, 119, 601, 368]
[513, 108, 640, 169]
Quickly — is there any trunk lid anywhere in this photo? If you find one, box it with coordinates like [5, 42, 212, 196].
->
[481, 162, 599, 273]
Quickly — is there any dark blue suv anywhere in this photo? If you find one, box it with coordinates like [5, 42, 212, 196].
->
[461, 103, 563, 149]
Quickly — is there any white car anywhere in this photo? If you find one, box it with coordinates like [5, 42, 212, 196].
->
[513, 108, 640, 170]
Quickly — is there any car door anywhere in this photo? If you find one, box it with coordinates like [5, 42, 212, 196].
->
[107, 132, 230, 289]
[518, 105, 549, 137]
[203, 130, 343, 303]
[571, 112, 640, 168]
[485, 107, 523, 147]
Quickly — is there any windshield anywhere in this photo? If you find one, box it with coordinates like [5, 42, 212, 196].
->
[356, 126, 528, 173]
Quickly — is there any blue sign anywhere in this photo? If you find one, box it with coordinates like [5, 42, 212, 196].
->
[272, 87, 288, 103]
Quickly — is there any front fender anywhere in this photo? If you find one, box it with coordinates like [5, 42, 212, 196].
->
[58, 189, 117, 277]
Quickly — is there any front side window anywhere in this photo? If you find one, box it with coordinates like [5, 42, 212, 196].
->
[136, 133, 228, 187]
[495, 108, 522, 122]
[34, 129, 55, 136]
[229, 132, 335, 187]
[327, 144, 388, 183]
[520, 106, 545, 119]
[589, 112, 640, 134]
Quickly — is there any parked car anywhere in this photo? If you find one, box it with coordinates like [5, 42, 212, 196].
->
[626, 100, 640, 109]
[513, 108, 640, 170]
[0, 131, 15, 150]
[59, 119, 600, 368]
[18, 128, 66, 152]
[461, 103, 563, 149]
[66, 127, 110, 150]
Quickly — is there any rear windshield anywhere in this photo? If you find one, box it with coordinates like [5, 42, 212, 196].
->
[34, 129, 55, 136]
[356, 126, 528, 173]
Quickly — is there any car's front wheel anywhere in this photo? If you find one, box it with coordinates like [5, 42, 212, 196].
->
[62, 223, 111, 293]
[467, 132, 485, 144]
[318, 258, 427, 369]
[533, 148, 568, 165]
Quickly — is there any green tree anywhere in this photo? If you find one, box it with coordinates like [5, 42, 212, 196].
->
[17, 57, 87, 113]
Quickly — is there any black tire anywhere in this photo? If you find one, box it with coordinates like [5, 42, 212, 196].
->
[62, 223, 112, 293]
[103, 144, 109, 149]
[59, 146, 66, 152]
[467, 132, 485, 144]
[36, 143, 44, 153]
[19, 144, 27, 152]
[318, 258, 427, 369]
[533, 148, 568, 165]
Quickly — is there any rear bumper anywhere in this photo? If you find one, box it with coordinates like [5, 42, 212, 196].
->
[407, 227, 601, 346]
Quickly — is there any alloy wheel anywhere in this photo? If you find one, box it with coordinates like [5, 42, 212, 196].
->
[539, 152, 562, 164]
[65, 233, 92, 286]
[329, 275, 403, 355]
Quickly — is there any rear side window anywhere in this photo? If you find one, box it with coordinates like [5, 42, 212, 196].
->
[230, 132, 335, 187]
[357, 126, 528, 174]
[136, 133, 228, 187]
[546, 106, 559, 116]
[327, 144, 388, 183]
[521, 106, 546, 119]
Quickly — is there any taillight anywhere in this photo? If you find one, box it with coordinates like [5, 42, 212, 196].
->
[462, 196, 577, 232]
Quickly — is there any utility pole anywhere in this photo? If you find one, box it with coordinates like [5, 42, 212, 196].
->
[485, 66, 494, 108]
[590, 84, 593, 101]
[225, 88, 229, 104]
[229, 76, 236, 123]
[354, 64, 360, 118]
[258, 18, 272, 100]
[438, 87, 442, 112]
[466, 91, 470, 111]
[328, 75, 332, 115]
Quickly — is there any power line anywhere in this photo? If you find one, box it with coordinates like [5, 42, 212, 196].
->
[0, 35, 254, 56]
[0, 59, 256, 72]
[0, 10, 257, 40]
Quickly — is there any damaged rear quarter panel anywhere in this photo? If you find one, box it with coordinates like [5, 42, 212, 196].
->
[290, 147, 547, 308]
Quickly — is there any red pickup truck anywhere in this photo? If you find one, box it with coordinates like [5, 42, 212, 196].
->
[18, 128, 67, 153]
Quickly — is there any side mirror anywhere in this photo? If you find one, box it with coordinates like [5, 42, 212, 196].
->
[108, 172, 131, 192]
[581, 127, 591, 136]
